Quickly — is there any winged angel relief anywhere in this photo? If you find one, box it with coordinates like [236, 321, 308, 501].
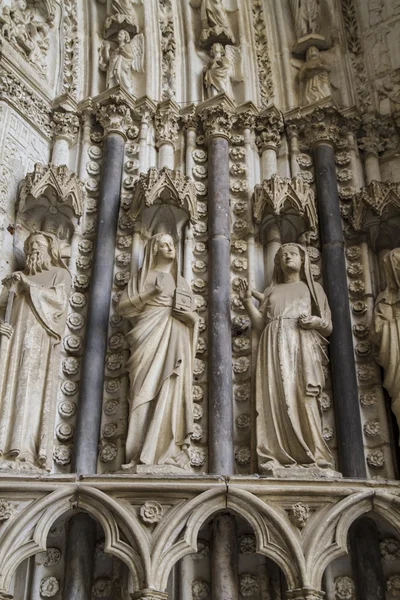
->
[99, 29, 144, 93]
[201, 42, 243, 99]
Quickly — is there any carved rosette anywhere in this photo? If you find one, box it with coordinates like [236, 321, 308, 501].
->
[155, 100, 180, 149]
[51, 110, 80, 145]
[253, 174, 318, 234]
[198, 97, 236, 141]
[256, 106, 284, 154]
[96, 95, 134, 138]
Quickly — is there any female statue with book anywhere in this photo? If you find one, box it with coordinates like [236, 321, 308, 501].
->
[117, 233, 198, 471]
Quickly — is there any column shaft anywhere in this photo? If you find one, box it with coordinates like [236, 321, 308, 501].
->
[211, 514, 238, 600]
[350, 518, 385, 600]
[207, 135, 234, 475]
[313, 143, 366, 479]
[62, 514, 97, 600]
[74, 132, 125, 474]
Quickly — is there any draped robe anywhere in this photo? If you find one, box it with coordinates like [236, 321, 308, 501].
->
[0, 267, 70, 469]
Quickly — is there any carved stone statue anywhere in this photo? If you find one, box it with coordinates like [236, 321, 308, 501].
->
[190, 0, 235, 45]
[239, 243, 333, 474]
[290, 0, 321, 39]
[0, 232, 71, 471]
[299, 45, 331, 105]
[99, 29, 144, 91]
[104, 0, 142, 37]
[371, 248, 400, 440]
[117, 234, 198, 472]
[203, 42, 242, 98]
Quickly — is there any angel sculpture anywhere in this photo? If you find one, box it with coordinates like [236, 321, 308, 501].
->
[202, 42, 243, 99]
[99, 29, 144, 93]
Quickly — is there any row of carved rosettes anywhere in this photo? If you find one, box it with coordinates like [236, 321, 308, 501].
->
[55, 123, 104, 471]
[190, 132, 209, 470]
[229, 126, 252, 474]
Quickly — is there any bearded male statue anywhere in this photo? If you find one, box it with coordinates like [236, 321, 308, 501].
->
[0, 232, 71, 471]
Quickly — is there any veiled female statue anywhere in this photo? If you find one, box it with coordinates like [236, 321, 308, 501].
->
[371, 248, 400, 439]
[239, 243, 333, 474]
[117, 234, 198, 471]
[0, 232, 71, 471]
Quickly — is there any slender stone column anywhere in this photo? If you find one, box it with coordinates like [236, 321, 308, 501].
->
[287, 125, 300, 177]
[312, 132, 366, 479]
[256, 107, 283, 180]
[350, 518, 385, 600]
[155, 99, 180, 170]
[51, 109, 79, 166]
[358, 122, 382, 185]
[199, 99, 235, 474]
[211, 514, 239, 600]
[63, 97, 132, 600]
[74, 97, 132, 475]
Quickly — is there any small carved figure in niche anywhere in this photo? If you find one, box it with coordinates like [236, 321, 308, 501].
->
[99, 29, 144, 91]
[0, 232, 71, 471]
[117, 234, 198, 472]
[368, 0, 384, 27]
[239, 243, 333, 474]
[290, 0, 321, 38]
[190, 0, 235, 45]
[371, 249, 400, 441]
[299, 45, 331, 105]
[203, 42, 242, 98]
[372, 32, 390, 74]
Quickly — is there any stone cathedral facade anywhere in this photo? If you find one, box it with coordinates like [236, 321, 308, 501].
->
[3, 0, 400, 598]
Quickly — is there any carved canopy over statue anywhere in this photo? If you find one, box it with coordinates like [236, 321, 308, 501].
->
[117, 234, 198, 473]
[190, 0, 235, 46]
[239, 244, 333, 474]
[371, 248, 400, 441]
[0, 232, 71, 471]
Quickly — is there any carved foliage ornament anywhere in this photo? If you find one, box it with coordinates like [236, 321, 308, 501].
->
[96, 94, 134, 137]
[251, 0, 274, 106]
[253, 174, 318, 232]
[198, 99, 236, 140]
[256, 107, 284, 153]
[130, 167, 198, 222]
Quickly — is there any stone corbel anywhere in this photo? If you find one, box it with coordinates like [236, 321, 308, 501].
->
[197, 92, 236, 142]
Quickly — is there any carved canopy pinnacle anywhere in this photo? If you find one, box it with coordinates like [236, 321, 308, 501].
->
[95, 94, 134, 139]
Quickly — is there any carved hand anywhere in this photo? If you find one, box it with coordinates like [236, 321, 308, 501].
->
[298, 314, 322, 330]
[0, 322, 13, 339]
[238, 278, 251, 302]
[154, 273, 165, 295]
[172, 307, 198, 326]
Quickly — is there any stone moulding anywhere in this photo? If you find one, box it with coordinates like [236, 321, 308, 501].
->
[130, 167, 198, 222]
[18, 163, 85, 219]
[253, 174, 318, 234]
[350, 180, 400, 232]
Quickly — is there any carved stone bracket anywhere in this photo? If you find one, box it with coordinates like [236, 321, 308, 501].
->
[130, 167, 198, 222]
[155, 99, 180, 148]
[253, 174, 318, 238]
[197, 93, 236, 141]
[95, 91, 134, 138]
[256, 105, 284, 154]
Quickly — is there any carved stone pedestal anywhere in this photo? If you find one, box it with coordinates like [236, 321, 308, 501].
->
[262, 466, 342, 480]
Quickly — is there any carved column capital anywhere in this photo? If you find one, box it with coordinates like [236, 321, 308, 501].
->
[181, 104, 198, 132]
[51, 110, 80, 145]
[197, 95, 236, 141]
[155, 99, 180, 148]
[358, 118, 395, 156]
[256, 106, 284, 154]
[287, 588, 325, 600]
[131, 590, 168, 600]
[95, 94, 134, 139]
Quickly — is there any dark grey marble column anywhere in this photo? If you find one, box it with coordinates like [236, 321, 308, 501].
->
[74, 132, 125, 475]
[313, 142, 366, 479]
[211, 514, 239, 600]
[350, 518, 385, 600]
[62, 514, 97, 600]
[207, 134, 234, 475]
